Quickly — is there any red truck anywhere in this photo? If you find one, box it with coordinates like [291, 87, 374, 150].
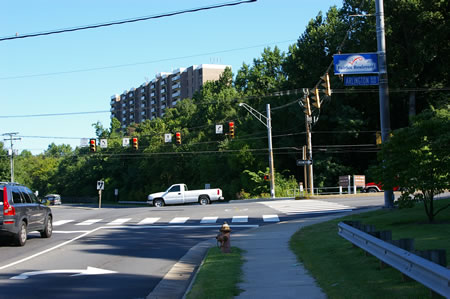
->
[363, 182, 400, 193]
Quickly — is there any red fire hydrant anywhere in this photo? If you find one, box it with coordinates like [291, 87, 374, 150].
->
[216, 222, 232, 253]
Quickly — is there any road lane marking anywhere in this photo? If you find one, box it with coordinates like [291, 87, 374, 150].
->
[138, 217, 160, 225]
[232, 216, 248, 223]
[106, 218, 132, 225]
[0, 224, 259, 271]
[200, 217, 218, 224]
[263, 215, 280, 222]
[0, 227, 103, 271]
[76, 219, 102, 226]
[169, 217, 189, 224]
[10, 266, 117, 280]
[53, 220, 74, 226]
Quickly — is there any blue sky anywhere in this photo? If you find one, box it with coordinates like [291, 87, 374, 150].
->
[1, 0, 342, 154]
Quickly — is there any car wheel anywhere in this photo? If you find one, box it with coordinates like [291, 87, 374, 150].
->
[15, 221, 27, 246]
[199, 196, 210, 205]
[154, 199, 165, 207]
[40, 216, 53, 238]
[368, 188, 378, 193]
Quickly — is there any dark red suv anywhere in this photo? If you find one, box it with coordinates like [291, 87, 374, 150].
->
[0, 182, 53, 246]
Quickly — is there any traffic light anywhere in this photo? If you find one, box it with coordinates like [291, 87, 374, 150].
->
[175, 132, 181, 145]
[376, 131, 382, 146]
[303, 96, 311, 116]
[311, 87, 320, 109]
[132, 137, 138, 150]
[228, 121, 235, 138]
[264, 174, 269, 181]
[89, 139, 96, 152]
[321, 73, 332, 96]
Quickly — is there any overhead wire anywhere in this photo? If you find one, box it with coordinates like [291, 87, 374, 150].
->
[0, 0, 257, 42]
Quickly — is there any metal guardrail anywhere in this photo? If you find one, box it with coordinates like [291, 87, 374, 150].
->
[338, 222, 450, 298]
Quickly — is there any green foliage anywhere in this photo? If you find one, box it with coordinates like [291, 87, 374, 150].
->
[0, 142, 10, 181]
[375, 108, 450, 222]
[13, 1, 450, 203]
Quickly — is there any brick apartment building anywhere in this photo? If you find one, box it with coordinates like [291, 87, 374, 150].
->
[110, 64, 230, 128]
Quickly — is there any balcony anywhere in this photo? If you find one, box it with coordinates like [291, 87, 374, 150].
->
[172, 91, 180, 97]
[172, 83, 181, 90]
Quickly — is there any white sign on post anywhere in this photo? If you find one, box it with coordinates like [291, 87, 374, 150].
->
[97, 180, 105, 190]
[164, 134, 172, 143]
[100, 139, 108, 149]
[122, 138, 130, 147]
[215, 124, 223, 134]
[80, 138, 89, 147]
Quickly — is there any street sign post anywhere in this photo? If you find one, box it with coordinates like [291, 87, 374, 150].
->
[97, 180, 104, 208]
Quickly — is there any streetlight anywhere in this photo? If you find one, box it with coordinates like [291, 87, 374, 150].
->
[239, 103, 276, 198]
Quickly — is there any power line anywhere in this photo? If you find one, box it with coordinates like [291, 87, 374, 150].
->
[1, 87, 447, 119]
[0, 39, 294, 80]
[0, 0, 257, 42]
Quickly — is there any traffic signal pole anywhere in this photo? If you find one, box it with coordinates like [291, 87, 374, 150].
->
[375, 0, 394, 208]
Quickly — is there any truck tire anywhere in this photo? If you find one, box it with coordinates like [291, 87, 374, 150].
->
[367, 188, 378, 193]
[154, 198, 165, 207]
[199, 196, 210, 205]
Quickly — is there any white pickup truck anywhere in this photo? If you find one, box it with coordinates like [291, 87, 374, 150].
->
[147, 184, 225, 207]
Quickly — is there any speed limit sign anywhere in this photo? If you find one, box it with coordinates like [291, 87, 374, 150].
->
[97, 180, 105, 190]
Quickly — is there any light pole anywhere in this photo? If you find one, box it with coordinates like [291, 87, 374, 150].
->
[239, 103, 276, 198]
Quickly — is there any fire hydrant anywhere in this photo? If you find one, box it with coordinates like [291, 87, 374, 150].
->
[216, 222, 232, 253]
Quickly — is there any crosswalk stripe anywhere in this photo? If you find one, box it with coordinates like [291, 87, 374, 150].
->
[138, 217, 160, 225]
[107, 218, 132, 225]
[263, 215, 279, 222]
[76, 219, 102, 226]
[169, 217, 189, 224]
[53, 220, 74, 226]
[232, 216, 248, 223]
[201, 216, 218, 224]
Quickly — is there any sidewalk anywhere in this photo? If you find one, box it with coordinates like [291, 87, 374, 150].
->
[147, 212, 365, 299]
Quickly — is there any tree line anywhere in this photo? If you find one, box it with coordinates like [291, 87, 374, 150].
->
[1, 0, 448, 203]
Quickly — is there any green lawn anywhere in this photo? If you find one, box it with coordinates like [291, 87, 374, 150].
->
[186, 247, 244, 299]
[290, 198, 450, 299]
[186, 199, 449, 298]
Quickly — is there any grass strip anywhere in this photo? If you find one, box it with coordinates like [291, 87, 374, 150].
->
[290, 198, 450, 299]
[186, 246, 244, 299]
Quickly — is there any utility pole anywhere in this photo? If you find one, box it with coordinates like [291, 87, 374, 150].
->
[239, 103, 276, 198]
[305, 115, 314, 194]
[3, 132, 21, 183]
[375, 0, 394, 208]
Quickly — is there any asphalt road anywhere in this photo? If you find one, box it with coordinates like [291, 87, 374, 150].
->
[0, 194, 386, 299]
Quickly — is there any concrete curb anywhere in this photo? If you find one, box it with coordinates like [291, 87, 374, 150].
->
[146, 239, 215, 299]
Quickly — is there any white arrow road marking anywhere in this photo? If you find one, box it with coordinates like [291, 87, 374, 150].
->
[10, 266, 117, 280]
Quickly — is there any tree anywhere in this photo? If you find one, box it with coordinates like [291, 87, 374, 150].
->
[0, 142, 10, 181]
[376, 108, 450, 222]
